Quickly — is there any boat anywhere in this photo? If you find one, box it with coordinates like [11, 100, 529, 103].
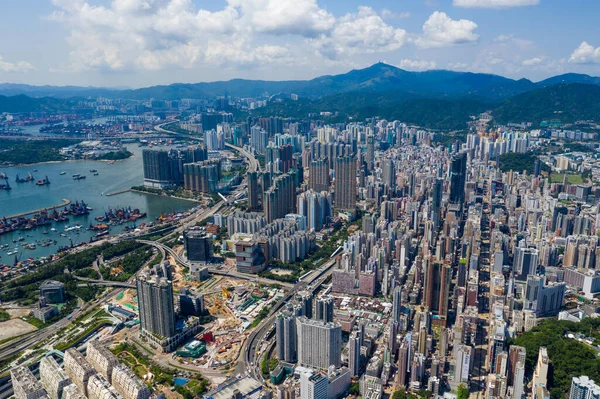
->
[94, 230, 109, 239]
[73, 175, 86, 180]
[0, 181, 11, 190]
[15, 173, 34, 183]
[50, 228, 56, 232]
[93, 173, 99, 176]
[89, 169, 97, 173]
[60, 171, 66, 175]
[0, 172, 7, 180]
[33, 169, 38, 172]
[72, 174, 80, 178]
[36, 176, 50, 185]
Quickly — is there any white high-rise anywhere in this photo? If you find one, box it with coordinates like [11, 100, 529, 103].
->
[297, 316, 342, 370]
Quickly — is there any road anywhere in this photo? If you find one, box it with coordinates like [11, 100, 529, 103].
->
[153, 120, 260, 174]
[234, 258, 337, 382]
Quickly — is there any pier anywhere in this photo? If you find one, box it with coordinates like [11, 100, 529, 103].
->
[105, 189, 130, 197]
[1, 199, 71, 219]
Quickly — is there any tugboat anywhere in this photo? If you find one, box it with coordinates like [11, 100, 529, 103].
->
[0, 180, 11, 190]
[15, 173, 34, 183]
[36, 176, 50, 185]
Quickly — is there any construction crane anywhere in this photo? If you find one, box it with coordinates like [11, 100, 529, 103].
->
[222, 287, 232, 300]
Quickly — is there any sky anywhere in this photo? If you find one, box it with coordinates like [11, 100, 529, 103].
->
[1, 0, 600, 88]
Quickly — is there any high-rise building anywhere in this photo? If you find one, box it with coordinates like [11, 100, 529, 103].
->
[136, 270, 176, 339]
[40, 356, 71, 399]
[514, 247, 539, 280]
[569, 376, 600, 399]
[11, 366, 48, 399]
[63, 348, 97, 397]
[532, 347, 549, 398]
[297, 316, 342, 370]
[264, 172, 296, 223]
[431, 178, 443, 229]
[392, 286, 402, 323]
[381, 158, 395, 187]
[508, 346, 526, 386]
[62, 384, 86, 399]
[111, 364, 152, 399]
[514, 361, 526, 399]
[424, 261, 451, 317]
[309, 158, 329, 193]
[86, 341, 118, 383]
[348, 331, 361, 377]
[300, 371, 328, 399]
[183, 230, 213, 263]
[276, 313, 297, 362]
[334, 156, 356, 212]
[366, 135, 374, 173]
[183, 161, 220, 193]
[248, 171, 260, 211]
[142, 149, 171, 188]
[39, 281, 65, 304]
[86, 374, 121, 399]
[524, 276, 566, 317]
[314, 296, 334, 323]
[449, 152, 467, 205]
[453, 344, 472, 386]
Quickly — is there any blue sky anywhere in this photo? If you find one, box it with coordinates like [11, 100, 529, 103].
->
[1, 0, 599, 87]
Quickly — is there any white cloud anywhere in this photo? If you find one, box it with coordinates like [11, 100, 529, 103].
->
[313, 7, 407, 59]
[415, 11, 478, 48]
[453, 0, 539, 8]
[0, 56, 35, 73]
[399, 59, 437, 71]
[522, 57, 544, 66]
[447, 62, 469, 71]
[228, 0, 335, 37]
[569, 41, 600, 64]
[381, 9, 410, 19]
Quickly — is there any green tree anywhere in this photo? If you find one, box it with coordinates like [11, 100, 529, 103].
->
[457, 383, 469, 399]
[392, 389, 408, 399]
[348, 382, 360, 396]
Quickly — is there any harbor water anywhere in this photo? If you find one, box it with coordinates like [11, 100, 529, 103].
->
[0, 145, 195, 262]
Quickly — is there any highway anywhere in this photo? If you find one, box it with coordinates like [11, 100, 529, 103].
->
[233, 257, 338, 382]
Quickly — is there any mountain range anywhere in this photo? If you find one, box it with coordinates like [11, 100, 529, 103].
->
[2, 63, 600, 101]
[2, 63, 600, 129]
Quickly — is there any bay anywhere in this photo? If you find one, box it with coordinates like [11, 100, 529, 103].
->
[0, 145, 195, 263]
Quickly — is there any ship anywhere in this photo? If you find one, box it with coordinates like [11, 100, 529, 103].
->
[36, 176, 50, 185]
[0, 181, 11, 190]
[15, 173, 34, 183]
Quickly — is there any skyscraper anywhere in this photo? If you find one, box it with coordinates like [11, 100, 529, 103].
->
[348, 331, 361, 377]
[264, 172, 296, 223]
[314, 296, 334, 323]
[432, 178, 443, 229]
[248, 171, 260, 211]
[334, 156, 357, 211]
[136, 270, 175, 339]
[142, 149, 171, 188]
[309, 158, 329, 193]
[514, 362, 525, 399]
[449, 152, 467, 205]
[392, 286, 402, 323]
[366, 135, 374, 173]
[424, 261, 451, 317]
[297, 316, 342, 370]
[276, 313, 297, 362]
[532, 347, 549, 397]
[381, 158, 395, 187]
[569, 376, 600, 399]
[395, 341, 409, 388]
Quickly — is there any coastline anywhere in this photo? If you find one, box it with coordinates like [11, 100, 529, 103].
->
[129, 188, 201, 203]
[0, 155, 132, 169]
[1, 198, 71, 219]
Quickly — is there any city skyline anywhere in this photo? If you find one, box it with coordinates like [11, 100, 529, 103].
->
[0, 0, 599, 87]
